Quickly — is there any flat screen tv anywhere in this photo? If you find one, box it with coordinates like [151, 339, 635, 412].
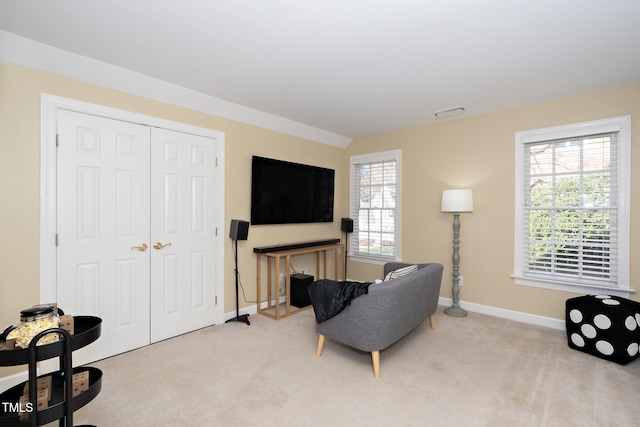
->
[251, 156, 335, 225]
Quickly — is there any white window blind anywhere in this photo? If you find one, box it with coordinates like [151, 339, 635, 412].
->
[514, 115, 631, 296]
[350, 150, 401, 261]
[523, 133, 617, 285]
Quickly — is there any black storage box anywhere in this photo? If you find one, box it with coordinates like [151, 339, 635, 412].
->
[290, 273, 314, 308]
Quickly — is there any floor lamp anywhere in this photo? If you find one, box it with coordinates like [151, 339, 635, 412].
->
[441, 189, 474, 317]
[227, 220, 251, 325]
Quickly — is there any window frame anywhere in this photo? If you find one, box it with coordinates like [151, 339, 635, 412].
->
[349, 150, 402, 264]
[514, 116, 632, 297]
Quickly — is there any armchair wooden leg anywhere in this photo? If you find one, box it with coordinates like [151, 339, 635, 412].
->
[372, 350, 380, 378]
[316, 334, 326, 357]
[429, 315, 436, 330]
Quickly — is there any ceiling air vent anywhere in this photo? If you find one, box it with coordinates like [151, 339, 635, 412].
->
[434, 106, 465, 119]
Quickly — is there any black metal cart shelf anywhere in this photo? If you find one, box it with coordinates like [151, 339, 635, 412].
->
[0, 316, 102, 427]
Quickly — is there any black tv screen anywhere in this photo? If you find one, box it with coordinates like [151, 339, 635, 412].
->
[251, 156, 335, 225]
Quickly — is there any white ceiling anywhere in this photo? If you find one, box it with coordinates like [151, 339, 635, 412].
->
[1, 0, 639, 142]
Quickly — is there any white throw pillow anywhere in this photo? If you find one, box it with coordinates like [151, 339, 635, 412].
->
[383, 264, 418, 281]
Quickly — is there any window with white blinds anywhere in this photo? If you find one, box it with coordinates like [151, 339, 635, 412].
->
[514, 116, 631, 296]
[350, 150, 401, 261]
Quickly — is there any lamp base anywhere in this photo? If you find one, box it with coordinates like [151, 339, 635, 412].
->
[444, 305, 468, 317]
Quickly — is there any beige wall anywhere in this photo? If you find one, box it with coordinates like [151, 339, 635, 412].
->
[346, 83, 640, 319]
[0, 61, 346, 341]
[1, 59, 638, 378]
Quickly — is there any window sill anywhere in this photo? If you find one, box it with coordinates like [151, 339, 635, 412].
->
[348, 255, 397, 266]
[512, 274, 635, 298]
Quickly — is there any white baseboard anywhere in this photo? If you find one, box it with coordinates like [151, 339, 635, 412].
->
[223, 305, 257, 322]
[439, 297, 566, 331]
[0, 370, 28, 393]
[0, 360, 60, 393]
[222, 297, 287, 322]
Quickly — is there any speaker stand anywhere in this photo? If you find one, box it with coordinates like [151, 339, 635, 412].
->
[343, 232, 349, 280]
[226, 238, 250, 325]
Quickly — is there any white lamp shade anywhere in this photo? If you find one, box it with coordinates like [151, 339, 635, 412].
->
[441, 189, 474, 212]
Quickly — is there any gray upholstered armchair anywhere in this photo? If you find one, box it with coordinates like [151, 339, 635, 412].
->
[314, 262, 443, 378]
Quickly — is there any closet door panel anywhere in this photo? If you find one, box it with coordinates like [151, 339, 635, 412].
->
[150, 128, 217, 342]
[56, 110, 151, 365]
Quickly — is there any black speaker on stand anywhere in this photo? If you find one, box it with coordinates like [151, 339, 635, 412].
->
[227, 220, 250, 325]
[341, 218, 353, 280]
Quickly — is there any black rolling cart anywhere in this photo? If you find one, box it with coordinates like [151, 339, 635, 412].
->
[0, 316, 102, 426]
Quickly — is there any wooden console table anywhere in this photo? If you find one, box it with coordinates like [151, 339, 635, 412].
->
[255, 240, 345, 320]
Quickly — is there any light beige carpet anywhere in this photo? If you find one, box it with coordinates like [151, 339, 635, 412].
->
[61, 307, 640, 426]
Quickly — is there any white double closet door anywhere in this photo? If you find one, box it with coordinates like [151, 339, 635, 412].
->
[56, 110, 217, 365]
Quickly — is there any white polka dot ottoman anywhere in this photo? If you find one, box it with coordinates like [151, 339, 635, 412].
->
[566, 294, 640, 364]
